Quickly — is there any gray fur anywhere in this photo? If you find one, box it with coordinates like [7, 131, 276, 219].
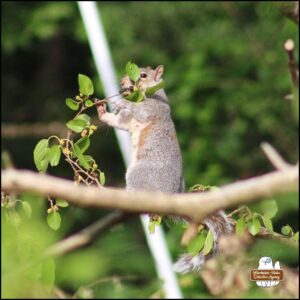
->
[99, 77, 183, 194]
[126, 91, 183, 193]
[98, 68, 233, 274]
[173, 210, 233, 274]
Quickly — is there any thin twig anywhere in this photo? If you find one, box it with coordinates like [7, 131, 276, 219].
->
[45, 210, 129, 257]
[93, 93, 121, 104]
[284, 39, 299, 86]
[53, 286, 73, 299]
[66, 156, 101, 187]
[256, 227, 298, 248]
[83, 275, 138, 289]
[260, 142, 291, 170]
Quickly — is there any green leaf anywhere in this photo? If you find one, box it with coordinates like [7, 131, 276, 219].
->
[21, 201, 32, 218]
[73, 143, 90, 170]
[78, 74, 94, 96]
[47, 145, 61, 167]
[148, 216, 162, 234]
[65, 98, 79, 111]
[293, 231, 299, 241]
[248, 217, 261, 236]
[47, 211, 61, 231]
[187, 230, 206, 255]
[261, 199, 278, 219]
[203, 230, 214, 256]
[66, 119, 87, 133]
[235, 217, 246, 236]
[281, 225, 292, 236]
[28, 262, 42, 281]
[41, 258, 56, 291]
[33, 139, 49, 172]
[261, 215, 273, 232]
[99, 171, 105, 186]
[9, 210, 21, 226]
[39, 158, 50, 173]
[75, 137, 90, 154]
[149, 221, 156, 234]
[83, 155, 95, 167]
[145, 81, 165, 97]
[124, 89, 144, 102]
[125, 61, 140, 82]
[56, 199, 69, 208]
[76, 114, 91, 124]
[85, 99, 94, 107]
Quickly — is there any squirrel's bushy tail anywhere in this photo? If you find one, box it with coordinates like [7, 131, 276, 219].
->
[173, 211, 233, 274]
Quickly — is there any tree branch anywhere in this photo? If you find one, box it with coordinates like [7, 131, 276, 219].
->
[1, 167, 298, 222]
[45, 210, 129, 257]
[275, 1, 299, 24]
[260, 142, 292, 170]
[1, 118, 100, 138]
[284, 39, 299, 86]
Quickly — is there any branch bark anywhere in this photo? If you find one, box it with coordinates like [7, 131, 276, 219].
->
[275, 1, 299, 24]
[45, 210, 129, 257]
[260, 142, 292, 170]
[1, 167, 298, 222]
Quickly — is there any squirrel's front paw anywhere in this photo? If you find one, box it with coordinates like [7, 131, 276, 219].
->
[96, 101, 107, 117]
[113, 102, 127, 114]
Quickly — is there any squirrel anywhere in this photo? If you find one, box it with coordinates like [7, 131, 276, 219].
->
[96, 65, 184, 193]
[96, 65, 233, 273]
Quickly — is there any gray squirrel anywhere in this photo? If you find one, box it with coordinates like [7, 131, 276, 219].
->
[96, 65, 233, 273]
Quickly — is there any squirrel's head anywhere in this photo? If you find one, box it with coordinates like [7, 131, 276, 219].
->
[120, 65, 164, 95]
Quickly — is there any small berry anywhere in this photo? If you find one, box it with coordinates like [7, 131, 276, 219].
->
[63, 148, 71, 155]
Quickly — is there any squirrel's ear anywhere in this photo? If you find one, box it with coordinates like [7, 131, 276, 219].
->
[154, 65, 164, 81]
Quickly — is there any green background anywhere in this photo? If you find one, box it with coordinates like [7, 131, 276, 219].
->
[1, 2, 298, 298]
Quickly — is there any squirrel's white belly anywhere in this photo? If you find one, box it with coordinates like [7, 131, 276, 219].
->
[129, 119, 151, 163]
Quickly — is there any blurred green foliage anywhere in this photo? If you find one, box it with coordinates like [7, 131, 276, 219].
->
[1, 1, 298, 298]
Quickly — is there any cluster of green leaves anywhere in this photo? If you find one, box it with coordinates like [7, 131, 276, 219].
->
[2, 192, 32, 227]
[2, 193, 57, 298]
[233, 199, 299, 241]
[33, 74, 105, 230]
[122, 62, 165, 102]
[235, 199, 278, 236]
[181, 186, 298, 257]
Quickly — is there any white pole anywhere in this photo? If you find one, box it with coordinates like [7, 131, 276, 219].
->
[77, 2, 183, 298]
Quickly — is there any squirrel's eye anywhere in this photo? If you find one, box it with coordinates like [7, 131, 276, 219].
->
[140, 72, 147, 79]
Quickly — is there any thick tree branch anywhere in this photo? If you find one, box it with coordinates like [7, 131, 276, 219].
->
[1, 167, 298, 222]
